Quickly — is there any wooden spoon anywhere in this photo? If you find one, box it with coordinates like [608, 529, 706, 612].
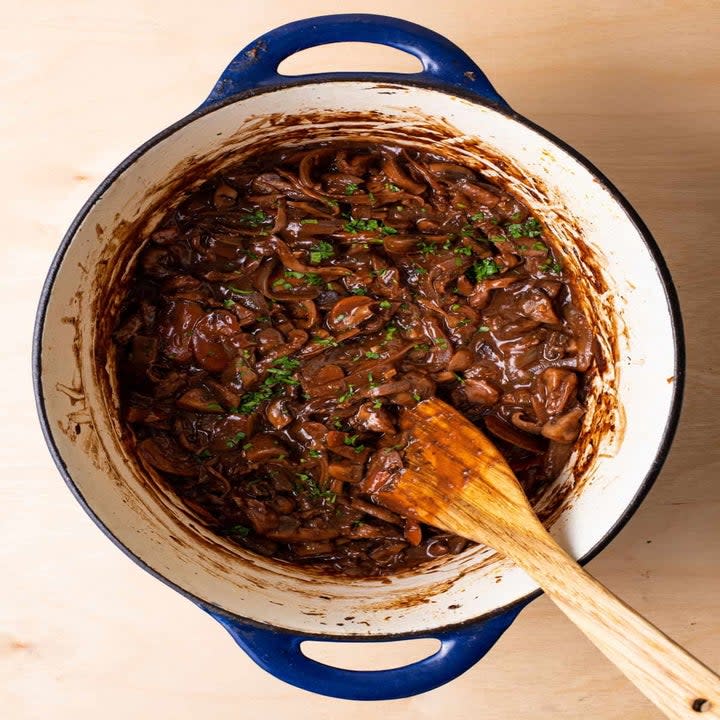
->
[371, 398, 720, 719]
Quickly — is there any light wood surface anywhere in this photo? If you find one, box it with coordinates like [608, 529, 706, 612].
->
[1, 1, 718, 719]
[379, 398, 720, 719]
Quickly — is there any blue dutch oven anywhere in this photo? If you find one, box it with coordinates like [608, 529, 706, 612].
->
[33, 14, 683, 701]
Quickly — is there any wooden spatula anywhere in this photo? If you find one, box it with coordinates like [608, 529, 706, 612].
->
[372, 397, 719, 719]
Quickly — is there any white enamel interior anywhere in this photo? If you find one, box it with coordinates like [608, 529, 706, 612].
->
[39, 82, 678, 636]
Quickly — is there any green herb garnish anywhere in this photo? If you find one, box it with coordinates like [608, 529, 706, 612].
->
[227, 524, 250, 537]
[239, 209, 268, 228]
[226, 431, 246, 449]
[418, 242, 438, 255]
[338, 384, 357, 403]
[507, 217, 542, 238]
[227, 285, 254, 295]
[472, 258, 500, 281]
[309, 240, 335, 264]
[540, 260, 563, 274]
[296, 473, 336, 503]
[237, 356, 300, 413]
[344, 216, 398, 235]
[384, 325, 399, 341]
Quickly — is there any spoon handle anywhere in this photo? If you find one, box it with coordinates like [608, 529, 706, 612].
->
[515, 534, 720, 719]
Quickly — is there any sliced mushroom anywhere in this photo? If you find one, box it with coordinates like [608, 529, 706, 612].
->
[213, 183, 238, 209]
[520, 289, 561, 325]
[244, 434, 289, 463]
[266, 397, 293, 429]
[484, 415, 547, 453]
[463, 378, 500, 405]
[137, 437, 197, 475]
[176, 387, 225, 414]
[353, 402, 396, 434]
[191, 310, 241, 372]
[326, 296, 376, 332]
[157, 300, 204, 363]
[541, 406, 585, 443]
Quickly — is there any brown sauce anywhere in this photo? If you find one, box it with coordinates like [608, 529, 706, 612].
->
[114, 142, 593, 576]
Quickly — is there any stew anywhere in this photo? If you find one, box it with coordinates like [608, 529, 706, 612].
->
[114, 142, 593, 576]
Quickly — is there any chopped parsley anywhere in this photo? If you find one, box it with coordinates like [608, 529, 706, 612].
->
[225, 431, 246, 449]
[300, 218, 319, 224]
[313, 336, 338, 347]
[223, 299, 236, 308]
[384, 325, 399, 341]
[469, 212, 486, 222]
[296, 473, 336, 503]
[285, 269, 323, 285]
[237, 356, 300, 413]
[344, 434, 366, 453]
[540, 260, 563, 274]
[434, 337, 449, 349]
[532, 242, 548, 252]
[412, 392, 422, 402]
[472, 258, 500, 281]
[344, 216, 398, 235]
[385, 182, 401, 192]
[477, 325, 490, 333]
[227, 524, 250, 537]
[365, 351, 381, 359]
[418, 242, 439, 255]
[338, 384, 357, 403]
[239, 209, 269, 228]
[372, 399, 383, 409]
[344, 183, 360, 195]
[351, 286, 367, 295]
[227, 285, 254, 295]
[378, 300, 391, 309]
[506, 217, 543, 238]
[454, 246, 473, 256]
[309, 240, 335, 264]
[308, 449, 322, 458]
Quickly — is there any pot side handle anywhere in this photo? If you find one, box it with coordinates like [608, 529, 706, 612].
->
[201, 13, 508, 110]
[206, 603, 525, 701]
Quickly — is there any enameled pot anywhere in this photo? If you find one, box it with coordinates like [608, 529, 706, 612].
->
[33, 14, 684, 701]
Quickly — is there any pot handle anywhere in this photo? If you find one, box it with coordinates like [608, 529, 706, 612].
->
[206, 602, 525, 700]
[201, 14, 508, 109]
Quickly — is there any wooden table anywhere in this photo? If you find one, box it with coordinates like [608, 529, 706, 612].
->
[2, 2, 718, 718]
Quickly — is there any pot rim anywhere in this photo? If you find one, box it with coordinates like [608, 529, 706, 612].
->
[32, 76, 685, 640]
